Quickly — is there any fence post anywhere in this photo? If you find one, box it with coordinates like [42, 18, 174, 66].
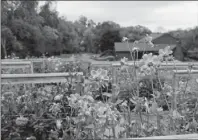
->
[30, 61, 34, 74]
[30, 61, 34, 87]
[112, 63, 118, 85]
[172, 72, 177, 110]
[42, 58, 46, 73]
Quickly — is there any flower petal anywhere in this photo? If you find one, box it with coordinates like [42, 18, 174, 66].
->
[102, 76, 109, 81]
[100, 69, 108, 77]
[97, 68, 102, 75]
[91, 70, 97, 77]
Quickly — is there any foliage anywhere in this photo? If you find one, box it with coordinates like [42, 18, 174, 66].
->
[169, 27, 198, 58]
[1, 1, 156, 58]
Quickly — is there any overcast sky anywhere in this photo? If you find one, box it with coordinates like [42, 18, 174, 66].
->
[40, 1, 198, 32]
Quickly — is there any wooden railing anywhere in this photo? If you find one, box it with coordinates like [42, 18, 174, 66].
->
[91, 60, 198, 66]
[1, 61, 34, 73]
[1, 72, 83, 84]
[1, 58, 73, 62]
[126, 133, 198, 139]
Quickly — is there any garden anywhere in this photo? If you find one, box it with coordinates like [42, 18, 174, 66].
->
[1, 43, 198, 140]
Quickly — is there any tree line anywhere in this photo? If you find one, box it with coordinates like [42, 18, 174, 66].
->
[1, 1, 198, 59]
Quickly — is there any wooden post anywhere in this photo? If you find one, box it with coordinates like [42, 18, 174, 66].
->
[112, 63, 119, 84]
[30, 61, 34, 74]
[172, 72, 177, 110]
[42, 58, 45, 73]
[30, 61, 34, 87]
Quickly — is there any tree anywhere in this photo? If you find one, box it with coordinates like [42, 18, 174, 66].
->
[39, 1, 59, 28]
[41, 26, 61, 55]
[120, 25, 152, 42]
[1, 26, 16, 58]
[100, 29, 121, 52]
[169, 26, 198, 58]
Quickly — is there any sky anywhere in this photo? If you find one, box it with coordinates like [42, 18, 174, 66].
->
[40, 1, 198, 32]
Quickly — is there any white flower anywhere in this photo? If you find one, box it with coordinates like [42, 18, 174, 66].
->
[120, 57, 128, 65]
[144, 98, 150, 113]
[159, 46, 173, 57]
[139, 53, 161, 67]
[122, 37, 128, 42]
[80, 40, 84, 45]
[145, 35, 152, 42]
[172, 110, 184, 119]
[85, 110, 91, 116]
[100, 69, 109, 80]
[121, 101, 127, 106]
[90, 68, 109, 81]
[157, 107, 163, 112]
[166, 92, 172, 96]
[16, 96, 22, 103]
[56, 119, 62, 129]
[134, 40, 139, 45]
[90, 69, 100, 79]
[132, 47, 139, 51]
[147, 41, 154, 48]
[15, 116, 29, 126]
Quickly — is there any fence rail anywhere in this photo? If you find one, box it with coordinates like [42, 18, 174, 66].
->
[1, 61, 34, 73]
[1, 61, 33, 68]
[1, 72, 83, 84]
[1, 58, 74, 62]
[126, 133, 198, 139]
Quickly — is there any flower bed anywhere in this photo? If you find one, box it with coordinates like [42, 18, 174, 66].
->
[1, 38, 198, 139]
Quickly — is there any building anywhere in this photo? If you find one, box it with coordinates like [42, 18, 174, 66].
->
[187, 48, 198, 60]
[114, 33, 184, 61]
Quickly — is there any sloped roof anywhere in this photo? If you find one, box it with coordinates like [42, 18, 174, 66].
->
[150, 33, 164, 40]
[114, 42, 176, 52]
[138, 33, 163, 43]
[138, 32, 179, 43]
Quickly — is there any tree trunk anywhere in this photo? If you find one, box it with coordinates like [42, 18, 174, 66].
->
[1, 38, 7, 58]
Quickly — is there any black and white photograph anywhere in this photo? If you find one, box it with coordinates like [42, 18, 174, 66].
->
[1, 1, 198, 140]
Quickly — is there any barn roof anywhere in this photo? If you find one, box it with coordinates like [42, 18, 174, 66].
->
[114, 42, 176, 52]
[138, 32, 178, 43]
[138, 33, 163, 43]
